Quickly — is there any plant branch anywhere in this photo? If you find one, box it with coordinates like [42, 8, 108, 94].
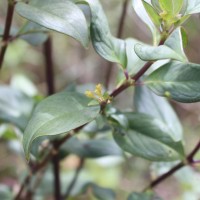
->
[0, 1, 15, 70]
[43, 36, 62, 200]
[105, 0, 129, 88]
[144, 140, 200, 191]
[117, 0, 129, 38]
[52, 152, 62, 200]
[14, 132, 74, 200]
[63, 158, 85, 199]
[43, 37, 55, 95]
[14, 173, 32, 200]
[109, 36, 166, 98]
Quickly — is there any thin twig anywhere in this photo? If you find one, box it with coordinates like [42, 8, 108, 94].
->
[109, 37, 166, 98]
[0, 1, 15, 69]
[144, 140, 200, 191]
[14, 174, 32, 200]
[52, 152, 62, 200]
[63, 158, 85, 199]
[105, 0, 129, 88]
[14, 132, 74, 200]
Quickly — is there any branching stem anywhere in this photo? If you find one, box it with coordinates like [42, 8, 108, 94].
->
[144, 140, 200, 191]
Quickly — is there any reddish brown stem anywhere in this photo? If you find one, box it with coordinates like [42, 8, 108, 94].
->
[43, 37, 55, 95]
[145, 140, 200, 190]
[0, 1, 15, 69]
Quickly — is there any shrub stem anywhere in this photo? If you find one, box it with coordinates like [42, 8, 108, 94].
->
[0, 1, 15, 70]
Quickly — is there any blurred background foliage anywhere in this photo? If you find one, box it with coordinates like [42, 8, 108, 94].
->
[0, 0, 200, 199]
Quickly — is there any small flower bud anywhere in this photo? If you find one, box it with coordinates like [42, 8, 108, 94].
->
[85, 90, 95, 98]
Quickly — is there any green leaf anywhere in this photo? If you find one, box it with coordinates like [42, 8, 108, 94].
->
[158, 0, 183, 15]
[135, 85, 183, 141]
[0, 184, 13, 200]
[184, 0, 200, 15]
[145, 61, 200, 103]
[16, 0, 89, 47]
[132, 0, 160, 45]
[151, 0, 162, 12]
[78, 0, 127, 68]
[18, 21, 48, 46]
[0, 86, 34, 130]
[164, 27, 187, 60]
[60, 137, 122, 158]
[134, 43, 186, 62]
[23, 91, 100, 160]
[135, 27, 188, 62]
[143, 1, 161, 27]
[125, 39, 146, 75]
[83, 183, 116, 200]
[128, 192, 162, 200]
[112, 112, 184, 161]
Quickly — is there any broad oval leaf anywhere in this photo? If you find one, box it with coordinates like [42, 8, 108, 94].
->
[0, 86, 34, 130]
[83, 183, 116, 200]
[16, 0, 89, 47]
[60, 137, 122, 158]
[128, 192, 162, 200]
[134, 27, 188, 63]
[132, 0, 160, 45]
[134, 85, 183, 142]
[23, 91, 100, 160]
[78, 0, 127, 68]
[184, 0, 200, 15]
[145, 61, 200, 103]
[112, 113, 184, 161]
[18, 21, 48, 46]
[134, 43, 186, 62]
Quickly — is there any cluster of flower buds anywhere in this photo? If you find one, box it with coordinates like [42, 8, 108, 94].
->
[85, 84, 112, 104]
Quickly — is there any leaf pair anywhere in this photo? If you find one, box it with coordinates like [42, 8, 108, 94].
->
[16, 0, 127, 68]
[132, 0, 200, 43]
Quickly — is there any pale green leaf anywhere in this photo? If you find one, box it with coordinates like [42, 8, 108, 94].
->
[145, 61, 200, 103]
[159, 0, 183, 15]
[134, 43, 186, 62]
[83, 183, 116, 200]
[16, 0, 89, 47]
[112, 113, 184, 161]
[135, 85, 183, 141]
[18, 21, 48, 46]
[60, 137, 122, 158]
[143, 1, 161, 27]
[128, 192, 162, 200]
[134, 27, 188, 62]
[184, 0, 200, 15]
[164, 27, 188, 60]
[0, 86, 34, 130]
[77, 0, 127, 68]
[151, 0, 162, 12]
[23, 91, 100, 160]
[132, 0, 160, 45]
